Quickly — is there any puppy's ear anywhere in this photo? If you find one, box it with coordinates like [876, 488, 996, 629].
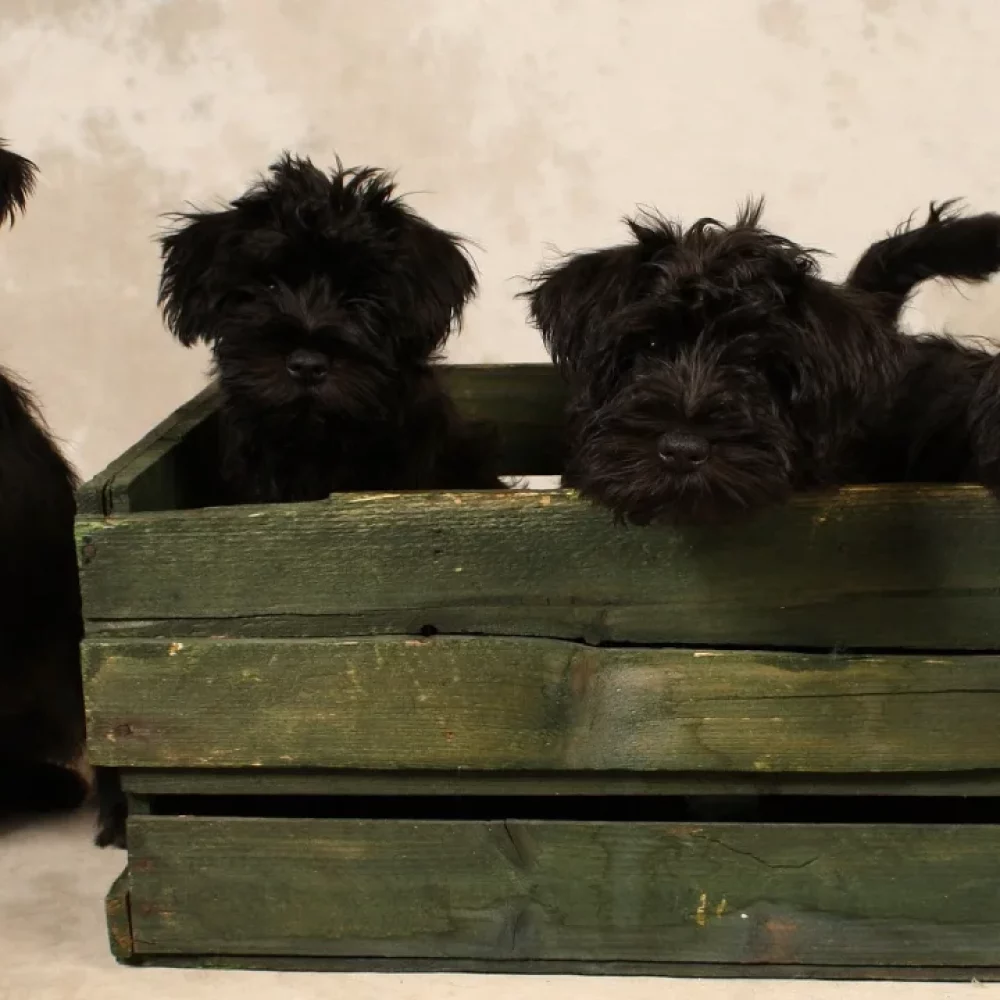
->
[0, 140, 38, 229]
[395, 214, 478, 354]
[158, 209, 241, 346]
[523, 215, 677, 375]
[328, 164, 477, 354]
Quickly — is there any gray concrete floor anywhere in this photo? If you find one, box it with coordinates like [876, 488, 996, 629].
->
[1, 808, 997, 999]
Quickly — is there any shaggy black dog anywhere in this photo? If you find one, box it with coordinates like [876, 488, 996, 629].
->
[0, 141, 88, 820]
[527, 199, 1000, 525]
[845, 200, 1000, 487]
[524, 200, 905, 524]
[158, 154, 501, 503]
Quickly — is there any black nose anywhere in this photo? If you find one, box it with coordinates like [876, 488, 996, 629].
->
[657, 431, 710, 472]
[286, 349, 329, 385]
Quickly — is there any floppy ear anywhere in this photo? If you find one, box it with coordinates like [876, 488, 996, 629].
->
[158, 209, 241, 346]
[394, 213, 478, 355]
[0, 139, 38, 228]
[523, 215, 677, 376]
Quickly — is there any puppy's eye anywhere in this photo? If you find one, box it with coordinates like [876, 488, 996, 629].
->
[643, 333, 666, 353]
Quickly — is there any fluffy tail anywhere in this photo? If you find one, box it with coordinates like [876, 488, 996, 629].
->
[846, 200, 1000, 323]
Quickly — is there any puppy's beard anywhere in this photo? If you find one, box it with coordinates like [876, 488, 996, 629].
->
[217, 359, 395, 426]
[310, 372, 394, 423]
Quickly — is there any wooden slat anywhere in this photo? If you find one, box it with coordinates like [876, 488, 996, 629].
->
[108, 954, 1000, 979]
[127, 816, 1000, 966]
[84, 636, 1000, 772]
[105, 868, 135, 962]
[76, 386, 220, 516]
[76, 485, 1000, 648]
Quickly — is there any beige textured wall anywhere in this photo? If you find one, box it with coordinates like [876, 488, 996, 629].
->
[1, 0, 999, 479]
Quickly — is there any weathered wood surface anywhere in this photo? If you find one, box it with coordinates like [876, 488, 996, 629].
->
[77, 485, 1000, 648]
[105, 868, 135, 962]
[76, 365, 566, 516]
[85, 636, 1000, 771]
[127, 817, 1000, 966]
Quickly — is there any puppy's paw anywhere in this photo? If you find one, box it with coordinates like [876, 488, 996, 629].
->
[95, 816, 127, 849]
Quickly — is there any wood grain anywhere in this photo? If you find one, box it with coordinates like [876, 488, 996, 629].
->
[127, 816, 1000, 966]
[77, 484, 1000, 648]
[105, 868, 135, 962]
[85, 636, 1000, 772]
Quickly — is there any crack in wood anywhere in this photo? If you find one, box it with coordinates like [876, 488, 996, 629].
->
[692, 688, 1000, 703]
[499, 820, 537, 871]
[699, 834, 819, 871]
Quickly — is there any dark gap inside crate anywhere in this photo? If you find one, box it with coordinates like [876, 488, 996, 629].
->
[146, 793, 1000, 824]
[127, 367, 571, 513]
[411, 628, 1000, 657]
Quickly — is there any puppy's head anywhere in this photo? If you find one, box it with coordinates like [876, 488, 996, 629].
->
[526, 201, 901, 524]
[0, 139, 37, 228]
[158, 154, 477, 420]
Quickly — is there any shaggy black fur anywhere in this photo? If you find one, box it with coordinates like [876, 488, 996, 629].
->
[846, 201, 1000, 486]
[158, 154, 501, 503]
[0, 139, 36, 228]
[0, 142, 88, 826]
[524, 200, 905, 524]
[93, 767, 127, 848]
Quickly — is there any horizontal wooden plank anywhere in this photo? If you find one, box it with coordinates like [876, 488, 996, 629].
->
[77, 485, 1000, 648]
[85, 636, 1000, 772]
[119, 768, 1000, 798]
[127, 816, 1000, 966]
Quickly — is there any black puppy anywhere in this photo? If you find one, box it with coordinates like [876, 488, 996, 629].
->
[524, 200, 904, 524]
[158, 154, 501, 503]
[845, 201, 1000, 486]
[0, 140, 88, 819]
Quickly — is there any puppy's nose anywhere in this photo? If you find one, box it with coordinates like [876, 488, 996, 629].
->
[286, 349, 329, 385]
[657, 431, 710, 472]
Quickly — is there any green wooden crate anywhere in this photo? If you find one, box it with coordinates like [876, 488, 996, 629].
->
[80, 364, 1000, 979]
